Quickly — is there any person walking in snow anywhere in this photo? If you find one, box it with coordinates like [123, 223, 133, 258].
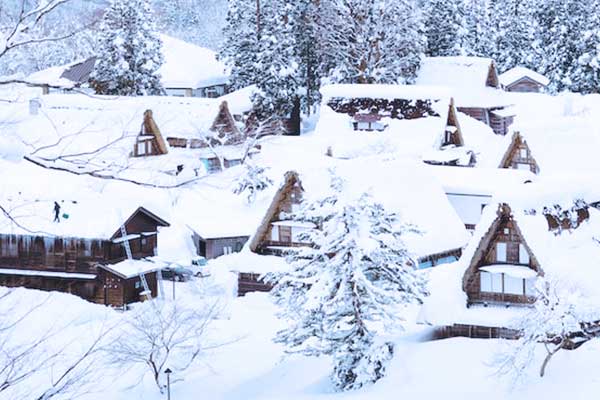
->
[53, 201, 61, 223]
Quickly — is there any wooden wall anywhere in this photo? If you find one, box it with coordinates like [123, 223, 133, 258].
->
[502, 136, 539, 173]
[506, 77, 545, 93]
[237, 272, 273, 296]
[0, 274, 97, 301]
[465, 217, 536, 305]
[434, 324, 520, 340]
[96, 268, 158, 307]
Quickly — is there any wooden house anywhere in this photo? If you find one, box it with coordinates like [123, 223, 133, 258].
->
[190, 229, 249, 259]
[317, 84, 475, 166]
[0, 201, 169, 306]
[242, 162, 470, 295]
[27, 35, 230, 98]
[498, 131, 539, 174]
[165, 101, 243, 149]
[96, 260, 160, 307]
[499, 67, 549, 93]
[420, 183, 600, 339]
[133, 110, 169, 157]
[415, 57, 515, 136]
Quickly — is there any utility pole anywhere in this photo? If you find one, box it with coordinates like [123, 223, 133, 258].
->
[165, 368, 172, 400]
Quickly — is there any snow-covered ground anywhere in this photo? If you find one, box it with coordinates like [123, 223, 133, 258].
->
[1, 83, 600, 399]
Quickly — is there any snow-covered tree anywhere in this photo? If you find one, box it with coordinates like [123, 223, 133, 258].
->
[219, 0, 261, 91]
[270, 174, 427, 391]
[233, 163, 274, 204]
[251, 0, 299, 120]
[91, 0, 164, 96]
[489, 0, 535, 71]
[321, 0, 426, 84]
[423, 0, 465, 56]
[497, 277, 599, 380]
[462, 0, 493, 57]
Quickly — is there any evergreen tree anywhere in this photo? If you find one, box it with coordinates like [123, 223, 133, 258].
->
[490, 0, 535, 72]
[423, 0, 465, 57]
[219, 0, 261, 91]
[251, 0, 299, 120]
[91, 0, 164, 95]
[270, 174, 427, 391]
[320, 0, 425, 84]
[462, 0, 492, 57]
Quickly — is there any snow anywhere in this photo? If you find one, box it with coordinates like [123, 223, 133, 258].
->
[0, 268, 96, 279]
[24, 34, 229, 91]
[218, 85, 257, 115]
[479, 264, 538, 279]
[321, 83, 451, 101]
[158, 34, 229, 89]
[421, 175, 600, 328]
[499, 66, 550, 87]
[101, 258, 164, 279]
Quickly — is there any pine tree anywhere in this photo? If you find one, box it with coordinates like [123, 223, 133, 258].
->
[423, 0, 465, 57]
[91, 0, 164, 95]
[219, 0, 261, 91]
[232, 163, 274, 204]
[321, 0, 425, 84]
[569, 3, 600, 94]
[462, 0, 492, 57]
[270, 174, 427, 391]
[251, 0, 299, 120]
[490, 0, 535, 72]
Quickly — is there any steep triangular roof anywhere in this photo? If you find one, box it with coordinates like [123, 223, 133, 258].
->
[498, 131, 539, 173]
[141, 110, 169, 155]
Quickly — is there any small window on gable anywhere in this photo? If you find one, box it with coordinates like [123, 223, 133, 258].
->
[519, 243, 530, 265]
[503, 228, 510, 235]
[520, 148, 528, 158]
[137, 141, 147, 156]
[496, 242, 507, 262]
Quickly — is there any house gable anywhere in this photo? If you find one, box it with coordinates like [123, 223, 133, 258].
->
[462, 204, 540, 306]
[133, 110, 169, 157]
[486, 61, 500, 88]
[249, 171, 305, 254]
[499, 131, 539, 174]
[506, 76, 546, 93]
[444, 99, 464, 147]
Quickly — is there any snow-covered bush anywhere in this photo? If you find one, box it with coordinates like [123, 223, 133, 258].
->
[91, 0, 164, 96]
[232, 163, 273, 204]
[270, 174, 427, 391]
[497, 277, 598, 380]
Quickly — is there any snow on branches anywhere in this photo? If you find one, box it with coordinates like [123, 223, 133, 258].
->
[269, 173, 427, 391]
[233, 163, 273, 204]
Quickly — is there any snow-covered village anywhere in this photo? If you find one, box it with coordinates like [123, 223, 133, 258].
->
[1, 0, 600, 399]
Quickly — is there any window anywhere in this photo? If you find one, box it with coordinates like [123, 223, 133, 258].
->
[223, 246, 233, 255]
[520, 148, 528, 158]
[270, 225, 279, 241]
[135, 281, 141, 289]
[137, 141, 146, 156]
[496, 242, 507, 262]
[141, 237, 148, 246]
[519, 244, 530, 265]
[517, 163, 531, 171]
[503, 228, 510, 234]
[504, 275, 524, 295]
[525, 279, 536, 296]
[480, 271, 502, 293]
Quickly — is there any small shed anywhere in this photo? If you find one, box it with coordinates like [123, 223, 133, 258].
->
[499, 67, 549, 93]
[96, 259, 160, 307]
[190, 228, 249, 260]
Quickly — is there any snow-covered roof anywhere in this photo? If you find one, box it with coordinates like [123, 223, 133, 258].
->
[416, 57, 498, 89]
[510, 116, 600, 174]
[158, 34, 228, 89]
[251, 158, 470, 261]
[99, 259, 165, 279]
[218, 85, 257, 115]
[499, 66, 550, 87]
[415, 57, 510, 108]
[321, 83, 452, 101]
[456, 112, 513, 168]
[24, 34, 229, 90]
[0, 195, 166, 240]
[316, 84, 473, 164]
[427, 165, 535, 196]
[420, 176, 600, 327]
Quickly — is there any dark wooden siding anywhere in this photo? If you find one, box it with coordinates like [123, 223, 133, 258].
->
[506, 77, 545, 93]
[434, 324, 520, 340]
[0, 234, 105, 274]
[0, 273, 97, 301]
[458, 107, 513, 136]
[97, 268, 158, 307]
[238, 272, 273, 296]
